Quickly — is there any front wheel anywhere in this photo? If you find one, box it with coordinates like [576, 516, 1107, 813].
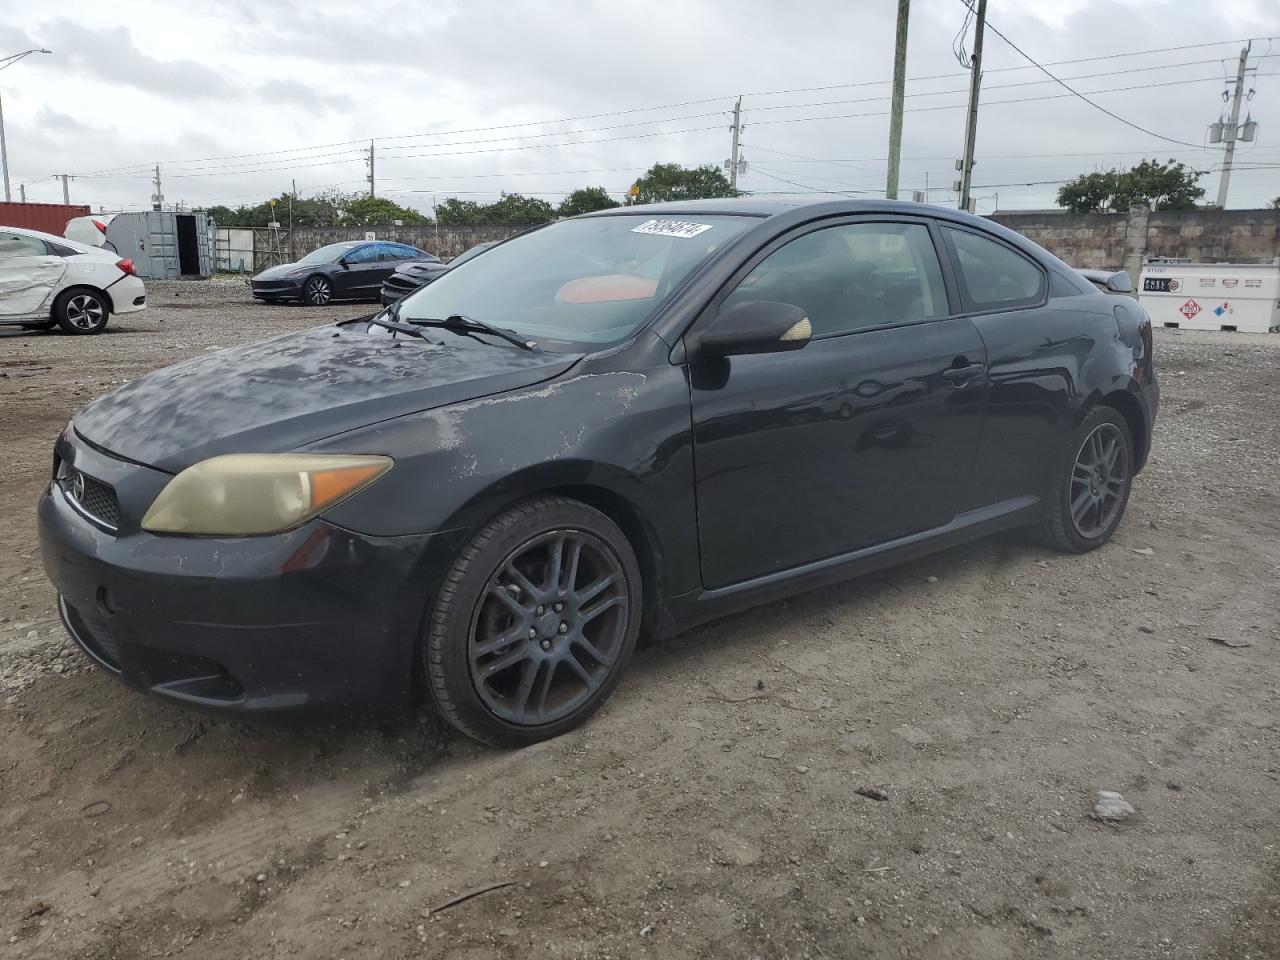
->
[302, 276, 332, 306]
[424, 497, 642, 747]
[54, 289, 110, 335]
[1038, 406, 1134, 553]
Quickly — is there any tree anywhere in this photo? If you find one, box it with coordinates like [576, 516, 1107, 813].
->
[557, 186, 620, 218]
[1271, 196, 1280, 209]
[340, 195, 429, 226]
[201, 189, 349, 227]
[435, 198, 485, 226]
[482, 192, 556, 225]
[1056, 159, 1205, 213]
[626, 163, 739, 205]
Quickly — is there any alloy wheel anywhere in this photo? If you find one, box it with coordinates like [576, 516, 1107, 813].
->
[306, 278, 331, 305]
[468, 530, 629, 726]
[1069, 422, 1129, 538]
[66, 294, 105, 331]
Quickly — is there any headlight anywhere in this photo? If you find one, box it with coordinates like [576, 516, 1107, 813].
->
[141, 454, 392, 536]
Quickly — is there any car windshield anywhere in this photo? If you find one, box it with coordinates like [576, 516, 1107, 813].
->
[397, 215, 751, 349]
[298, 242, 357, 265]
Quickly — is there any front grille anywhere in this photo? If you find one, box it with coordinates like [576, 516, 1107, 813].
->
[63, 598, 122, 670]
[57, 464, 121, 531]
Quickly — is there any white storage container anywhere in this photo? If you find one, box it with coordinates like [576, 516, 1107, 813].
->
[1139, 259, 1280, 333]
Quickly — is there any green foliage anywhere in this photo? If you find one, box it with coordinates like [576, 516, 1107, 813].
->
[435, 198, 485, 226]
[625, 163, 739, 205]
[1056, 159, 1205, 213]
[435, 192, 555, 226]
[202, 189, 354, 228]
[340, 195, 429, 226]
[1272, 196, 1280, 209]
[557, 186, 620, 218]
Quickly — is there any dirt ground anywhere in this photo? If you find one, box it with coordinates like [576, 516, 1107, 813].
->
[2, 280, 1278, 960]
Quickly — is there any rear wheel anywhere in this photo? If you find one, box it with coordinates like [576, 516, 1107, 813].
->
[1038, 406, 1133, 553]
[424, 497, 642, 747]
[302, 276, 332, 306]
[54, 289, 110, 335]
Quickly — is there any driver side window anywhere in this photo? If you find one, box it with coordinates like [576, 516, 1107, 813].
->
[344, 245, 380, 264]
[722, 222, 949, 337]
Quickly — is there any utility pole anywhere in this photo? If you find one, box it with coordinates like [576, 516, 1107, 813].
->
[289, 177, 296, 261]
[956, 0, 987, 212]
[728, 96, 743, 191]
[56, 172, 70, 204]
[17, 182, 25, 202]
[885, 0, 911, 199]
[1216, 42, 1252, 209]
[151, 163, 164, 211]
[367, 140, 375, 198]
[0, 49, 53, 202]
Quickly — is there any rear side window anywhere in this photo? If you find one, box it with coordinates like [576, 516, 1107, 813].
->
[943, 227, 1044, 310]
[0, 233, 47, 258]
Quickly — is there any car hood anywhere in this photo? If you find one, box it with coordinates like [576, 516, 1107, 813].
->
[72, 324, 582, 473]
[253, 262, 308, 280]
[394, 261, 448, 279]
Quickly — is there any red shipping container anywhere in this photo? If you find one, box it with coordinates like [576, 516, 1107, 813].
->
[0, 201, 91, 235]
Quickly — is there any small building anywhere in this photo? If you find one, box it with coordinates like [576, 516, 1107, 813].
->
[64, 211, 213, 279]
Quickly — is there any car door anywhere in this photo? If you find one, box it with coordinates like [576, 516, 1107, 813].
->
[335, 243, 386, 298]
[0, 233, 67, 319]
[687, 217, 988, 589]
[935, 225, 1065, 512]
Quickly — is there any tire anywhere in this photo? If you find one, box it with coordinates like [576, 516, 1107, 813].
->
[1037, 406, 1134, 553]
[54, 288, 110, 335]
[302, 275, 333, 306]
[424, 496, 643, 747]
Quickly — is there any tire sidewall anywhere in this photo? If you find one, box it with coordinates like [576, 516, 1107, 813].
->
[1053, 407, 1134, 551]
[303, 275, 332, 306]
[425, 499, 642, 747]
[54, 288, 110, 335]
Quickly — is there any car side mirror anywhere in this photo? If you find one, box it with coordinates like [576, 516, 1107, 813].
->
[1106, 271, 1133, 293]
[338, 259, 351, 269]
[697, 300, 812, 358]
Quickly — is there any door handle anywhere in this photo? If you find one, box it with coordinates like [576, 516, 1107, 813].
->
[942, 363, 984, 386]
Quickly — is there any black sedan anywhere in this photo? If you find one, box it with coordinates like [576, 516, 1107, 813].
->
[251, 240, 437, 306]
[380, 242, 494, 306]
[40, 199, 1158, 746]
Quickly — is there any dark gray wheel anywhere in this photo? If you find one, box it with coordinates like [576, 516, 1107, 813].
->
[424, 497, 641, 746]
[303, 276, 332, 306]
[1038, 406, 1133, 552]
[54, 289, 110, 334]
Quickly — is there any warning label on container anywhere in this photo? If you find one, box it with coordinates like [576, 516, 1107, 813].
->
[1222, 278, 1239, 288]
[1199, 278, 1217, 288]
[1179, 299, 1202, 320]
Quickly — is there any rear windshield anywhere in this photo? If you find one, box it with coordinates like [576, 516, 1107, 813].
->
[397, 215, 751, 350]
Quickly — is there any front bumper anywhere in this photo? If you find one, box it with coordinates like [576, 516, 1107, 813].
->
[251, 278, 304, 301]
[37, 436, 438, 715]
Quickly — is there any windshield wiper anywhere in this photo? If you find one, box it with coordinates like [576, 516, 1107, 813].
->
[366, 311, 441, 344]
[411, 314, 540, 352]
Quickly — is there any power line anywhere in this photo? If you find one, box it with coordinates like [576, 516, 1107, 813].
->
[65, 36, 1271, 179]
[961, 0, 1208, 149]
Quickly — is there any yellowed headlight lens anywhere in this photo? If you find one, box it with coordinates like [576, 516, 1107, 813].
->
[141, 454, 392, 536]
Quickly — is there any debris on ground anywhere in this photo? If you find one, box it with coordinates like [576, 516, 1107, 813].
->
[1093, 790, 1136, 821]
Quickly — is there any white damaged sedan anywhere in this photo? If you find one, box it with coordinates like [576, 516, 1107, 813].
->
[0, 225, 146, 334]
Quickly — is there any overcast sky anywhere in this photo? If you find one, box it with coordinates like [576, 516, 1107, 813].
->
[1, 0, 1277, 216]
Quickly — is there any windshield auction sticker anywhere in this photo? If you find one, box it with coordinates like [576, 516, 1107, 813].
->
[631, 219, 715, 239]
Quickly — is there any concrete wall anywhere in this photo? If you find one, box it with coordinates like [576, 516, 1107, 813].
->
[267, 224, 531, 266]
[252, 208, 1280, 276]
[989, 206, 1280, 280]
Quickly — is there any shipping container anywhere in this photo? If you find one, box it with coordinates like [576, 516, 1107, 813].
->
[64, 211, 213, 279]
[0, 201, 91, 234]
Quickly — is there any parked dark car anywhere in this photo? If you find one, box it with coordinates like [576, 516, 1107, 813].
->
[380, 242, 495, 306]
[251, 240, 437, 306]
[40, 198, 1157, 747]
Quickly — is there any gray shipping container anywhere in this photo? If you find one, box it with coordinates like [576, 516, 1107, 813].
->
[65, 211, 214, 279]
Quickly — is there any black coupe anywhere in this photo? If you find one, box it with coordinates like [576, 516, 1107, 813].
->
[40, 198, 1158, 747]
[380, 242, 495, 306]
[251, 240, 437, 306]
